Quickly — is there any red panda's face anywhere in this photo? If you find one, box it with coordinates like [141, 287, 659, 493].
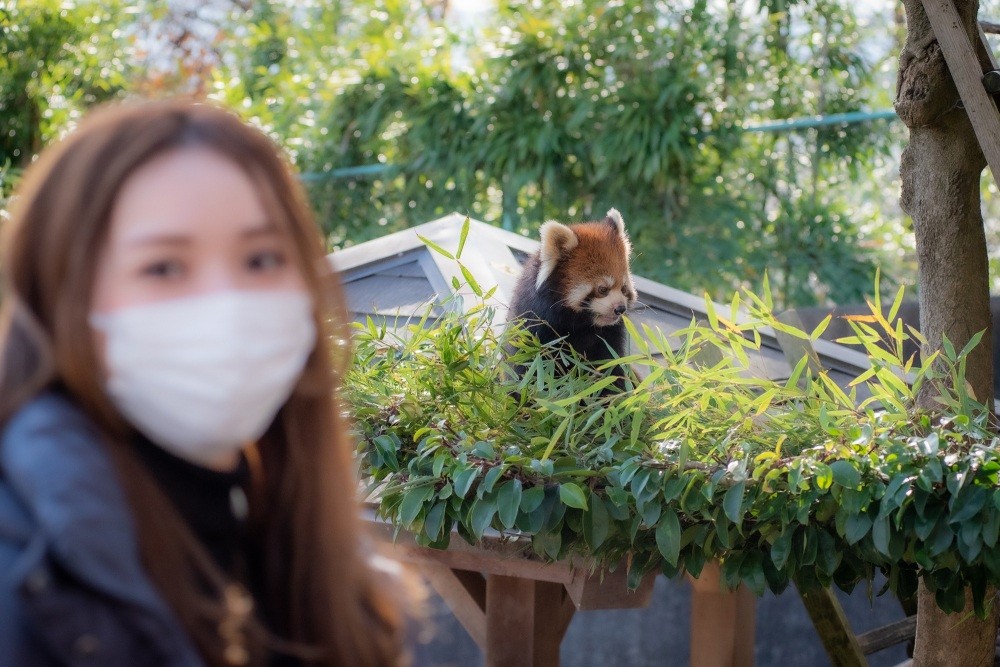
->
[536, 209, 637, 327]
[570, 273, 638, 326]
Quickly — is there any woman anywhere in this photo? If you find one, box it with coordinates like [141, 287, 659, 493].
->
[0, 100, 408, 665]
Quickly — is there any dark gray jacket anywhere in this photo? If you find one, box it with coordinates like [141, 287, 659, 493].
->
[0, 392, 203, 666]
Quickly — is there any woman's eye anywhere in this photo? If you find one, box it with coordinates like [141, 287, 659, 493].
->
[247, 250, 286, 272]
[141, 260, 184, 279]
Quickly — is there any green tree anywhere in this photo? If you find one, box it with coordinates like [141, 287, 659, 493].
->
[2, 0, 906, 309]
[0, 0, 129, 204]
[261, 0, 899, 307]
[897, 0, 999, 663]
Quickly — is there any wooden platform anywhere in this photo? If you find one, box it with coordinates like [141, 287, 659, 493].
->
[366, 512, 755, 666]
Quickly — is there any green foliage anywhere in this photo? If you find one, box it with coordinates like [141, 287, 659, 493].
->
[346, 274, 1000, 615]
[1, 2, 911, 305]
[0, 0, 129, 168]
[283, 0, 899, 307]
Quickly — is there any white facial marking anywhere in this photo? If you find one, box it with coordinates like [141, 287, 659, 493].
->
[565, 283, 592, 310]
[589, 275, 631, 326]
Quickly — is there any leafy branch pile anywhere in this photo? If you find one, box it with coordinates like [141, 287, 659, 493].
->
[346, 281, 1000, 614]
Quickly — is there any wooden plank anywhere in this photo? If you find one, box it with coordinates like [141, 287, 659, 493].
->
[366, 513, 577, 584]
[390, 539, 575, 584]
[920, 0, 1000, 181]
[688, 562, 756, 667]
[419, 563, 488, 649]
[857, 615, 918, 655]
[798, 587, 867, 667]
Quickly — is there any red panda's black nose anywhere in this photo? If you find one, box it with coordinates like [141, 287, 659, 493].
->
[614, 304, 627, 316]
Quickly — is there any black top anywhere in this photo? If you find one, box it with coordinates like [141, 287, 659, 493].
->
[131, 439, 308, 665]
[131, 436, 252, 579]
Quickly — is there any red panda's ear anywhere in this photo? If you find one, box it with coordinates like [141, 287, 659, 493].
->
[536, 221, 577, 289]
[606, 207, 633, 259]
[605, 208, 626, 236]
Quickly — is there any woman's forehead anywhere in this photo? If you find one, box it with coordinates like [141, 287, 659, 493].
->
[107, 147, 272, 245]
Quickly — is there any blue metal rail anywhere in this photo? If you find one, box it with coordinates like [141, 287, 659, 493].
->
[300, 109, 898, 182]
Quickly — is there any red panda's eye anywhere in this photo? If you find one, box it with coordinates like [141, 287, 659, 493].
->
[597, 285, 610, 297]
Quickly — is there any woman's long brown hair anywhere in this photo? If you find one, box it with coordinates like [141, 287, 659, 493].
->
[0, 100, 406, 665]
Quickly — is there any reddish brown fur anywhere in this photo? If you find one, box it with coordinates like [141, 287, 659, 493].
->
[555, 221, 632, 295]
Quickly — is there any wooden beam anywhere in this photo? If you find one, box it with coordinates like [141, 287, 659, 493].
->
[418, 563, 487, 649]
[920, 0, 1000, 182]
[366, 512, 577, 584]
[857, 615, 918, 655]
[798, 587, 867, 667]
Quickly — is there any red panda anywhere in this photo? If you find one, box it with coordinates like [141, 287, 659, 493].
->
[507, 208, 637, 369]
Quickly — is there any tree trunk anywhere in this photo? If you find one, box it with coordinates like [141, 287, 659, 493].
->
[896, 0, 998, 664]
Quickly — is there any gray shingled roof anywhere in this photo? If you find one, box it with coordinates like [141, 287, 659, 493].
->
[329, 213, 871, 390]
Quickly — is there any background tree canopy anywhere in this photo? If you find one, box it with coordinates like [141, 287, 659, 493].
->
[1, 0, 982, 307]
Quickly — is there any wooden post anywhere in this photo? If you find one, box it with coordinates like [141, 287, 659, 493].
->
[532, 581, 575, 666]
[688, 562, 756, 667]
[484, 575, 573, 667]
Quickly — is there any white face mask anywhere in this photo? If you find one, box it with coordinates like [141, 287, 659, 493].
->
[90, 290, 316, 467]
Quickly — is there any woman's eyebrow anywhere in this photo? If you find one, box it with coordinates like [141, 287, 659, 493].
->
[241, 221, 280, 239]
[124, 232, 191, 247]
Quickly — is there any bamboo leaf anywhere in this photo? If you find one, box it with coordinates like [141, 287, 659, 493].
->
[809, 314, 832, 341]
[459, 263, 483, 297]
[417, 234, 455, 260]
[457, 216, 470, 259]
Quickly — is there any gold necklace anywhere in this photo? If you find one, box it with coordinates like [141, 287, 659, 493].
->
[218, 584, 254, 666]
